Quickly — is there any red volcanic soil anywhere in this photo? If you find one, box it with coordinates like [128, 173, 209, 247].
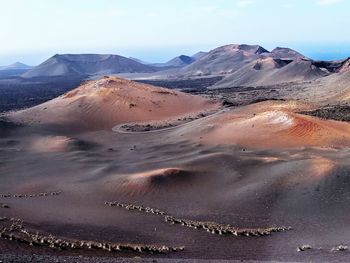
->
[8, 76, 220, 131]
[175, 100, 350, 149]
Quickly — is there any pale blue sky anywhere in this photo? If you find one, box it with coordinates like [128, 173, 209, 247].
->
[0, 0, 350, 65]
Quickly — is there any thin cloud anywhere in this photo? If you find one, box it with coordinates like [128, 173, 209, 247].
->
[316, 0, 344, 6]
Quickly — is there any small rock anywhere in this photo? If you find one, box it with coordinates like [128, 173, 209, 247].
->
[332, 245, 348, 252]
[297, 245, 312, 252]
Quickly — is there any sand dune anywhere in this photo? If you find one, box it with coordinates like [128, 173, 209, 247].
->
[9, 76, 220, 131]
[104, 168, 192, 195]
[26, 135, 72, 153]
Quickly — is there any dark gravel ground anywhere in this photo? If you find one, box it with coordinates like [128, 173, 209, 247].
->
[299, 105, 350, 122]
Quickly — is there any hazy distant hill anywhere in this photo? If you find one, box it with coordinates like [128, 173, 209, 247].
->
[191, 51, 208, 60]
[128, 57, 151, 65]
[0, 62, 34, 78]
[0, 62, 33, 70]
[22, 54, 157, 78]
[151, 55, 196, 68]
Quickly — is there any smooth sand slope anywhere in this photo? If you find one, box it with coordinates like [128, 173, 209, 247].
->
[170, 100, 350, 149]
[9, 76, 220, 131]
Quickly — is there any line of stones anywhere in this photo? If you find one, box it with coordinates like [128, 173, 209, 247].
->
[0, 191, 62, 199]
[0, 217, 183, 254]
[105, 201, 292, 237]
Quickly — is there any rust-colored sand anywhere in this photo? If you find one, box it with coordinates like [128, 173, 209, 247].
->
[181, 101, 350, 148]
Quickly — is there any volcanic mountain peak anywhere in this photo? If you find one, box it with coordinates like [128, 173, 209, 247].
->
[151, 55, 196, 68]
[165, 55, 195, 67]
[270, 47, 305, 59]
[179, 44, 270, 77]
[215, 44, 269, 55]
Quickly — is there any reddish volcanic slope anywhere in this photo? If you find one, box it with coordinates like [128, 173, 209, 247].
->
[9, 76, 220, 131]
[172, 100, 350, 149]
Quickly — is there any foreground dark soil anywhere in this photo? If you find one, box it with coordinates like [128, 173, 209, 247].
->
[0, 254, 272, 263]
[135, 77, 224, 92]
[136, 79, 308, 107]
[1, 111, 350, 262]
[0, 77, 84, 112]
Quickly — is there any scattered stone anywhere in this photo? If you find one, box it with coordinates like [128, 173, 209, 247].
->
[297, 245, 312, 252]
[331, 245, 348, 252]
[299, 105, 350, 122]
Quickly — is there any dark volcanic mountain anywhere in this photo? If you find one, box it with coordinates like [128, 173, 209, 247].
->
[211, 58, 327, 88]
[22, 54, 156, 78]
[179, 44, 269, 77]
[164, 55, 195, 67]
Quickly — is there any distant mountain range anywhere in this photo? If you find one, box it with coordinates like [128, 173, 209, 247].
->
[1, 44, 350, 88]
[20, 52, 207, 79]
[173, 44, 349, 88]
[21, 54, 157, 78]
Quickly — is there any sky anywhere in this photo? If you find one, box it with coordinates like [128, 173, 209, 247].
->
[0, 0, 350, 65]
